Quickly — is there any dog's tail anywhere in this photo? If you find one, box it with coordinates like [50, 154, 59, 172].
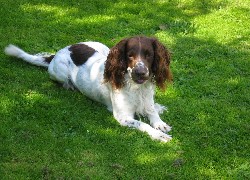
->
[4, 44, 55, 67]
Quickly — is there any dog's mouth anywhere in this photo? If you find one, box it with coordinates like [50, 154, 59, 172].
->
[134, 77, 148, 84]
[132, 73, 150, 84]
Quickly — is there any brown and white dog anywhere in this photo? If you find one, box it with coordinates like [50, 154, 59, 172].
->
[5, 36, 173, 142]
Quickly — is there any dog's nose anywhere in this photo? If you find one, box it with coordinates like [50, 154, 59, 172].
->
[134, 63, 149, 76]
[134, 68, 147, 76]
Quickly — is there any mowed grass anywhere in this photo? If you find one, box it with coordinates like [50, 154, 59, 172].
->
[0, 0, 250, 179]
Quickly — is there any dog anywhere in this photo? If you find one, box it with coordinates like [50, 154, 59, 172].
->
[4, 36, 173, 142]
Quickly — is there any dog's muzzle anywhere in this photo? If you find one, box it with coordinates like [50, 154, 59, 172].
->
[128, 62, 150, 84]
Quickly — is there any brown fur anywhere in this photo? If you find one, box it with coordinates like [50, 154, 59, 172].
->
[69, 44, 96, 66]
[151, 38, 172, 90]
[104, 38, 129, 89]
[44, 55, 55, 64]
[104, 36, 172, 90]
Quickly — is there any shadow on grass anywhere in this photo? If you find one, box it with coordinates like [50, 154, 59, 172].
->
[160, 35, 250, 178]
[1, 0, 249, 179]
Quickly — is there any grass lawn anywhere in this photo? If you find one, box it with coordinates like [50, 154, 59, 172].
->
[0, 0, 250, 179]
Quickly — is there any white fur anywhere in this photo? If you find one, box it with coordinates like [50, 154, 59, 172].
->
[4, 42, 172, 142]
[5, 44, 48, 67]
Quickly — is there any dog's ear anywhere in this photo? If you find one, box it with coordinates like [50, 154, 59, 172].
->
[104, 38, 128, 89]
[151, 38, 172, 91]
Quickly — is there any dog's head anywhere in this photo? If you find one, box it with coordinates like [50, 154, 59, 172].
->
[104, 36, 172, 90]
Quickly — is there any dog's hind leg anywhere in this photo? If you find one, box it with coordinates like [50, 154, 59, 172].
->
[62, 79, 75, 90]
[48, 53, 75, 90]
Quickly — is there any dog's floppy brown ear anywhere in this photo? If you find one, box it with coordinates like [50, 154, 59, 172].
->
[151, 38, 172, 91]
[104, 38, 129, 89]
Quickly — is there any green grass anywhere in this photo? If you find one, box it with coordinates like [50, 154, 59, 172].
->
[1, 0, 250, 179]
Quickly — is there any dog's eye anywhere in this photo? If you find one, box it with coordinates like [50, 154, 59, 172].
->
[145, 51, 152, 58]
[127, 52, 135, 59]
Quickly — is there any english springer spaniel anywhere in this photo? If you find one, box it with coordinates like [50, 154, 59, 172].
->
[4, 36, 173, 142]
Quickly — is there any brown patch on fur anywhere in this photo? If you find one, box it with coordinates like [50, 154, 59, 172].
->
[151, 37, 172, 91]
[104, 38, 128, 89]
[44, 55, 55, 64]
[69, 44, 96, 66]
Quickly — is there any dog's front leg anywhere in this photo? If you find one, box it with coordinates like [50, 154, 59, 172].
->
[111, 92, 171, 142]
[144, 97, 172, 133]
[147, 111, 172, 133]
[115, 114, 172, 142]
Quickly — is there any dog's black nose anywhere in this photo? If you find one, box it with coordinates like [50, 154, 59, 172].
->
[134, 68, 147, 76]
[134, 62, 148, 76]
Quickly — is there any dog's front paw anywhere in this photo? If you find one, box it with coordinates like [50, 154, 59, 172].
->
[148, 129, 172, 143]
[151, 120, 171, 133]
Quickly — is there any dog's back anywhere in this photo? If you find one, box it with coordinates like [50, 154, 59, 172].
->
[4, 42, 112, 108]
